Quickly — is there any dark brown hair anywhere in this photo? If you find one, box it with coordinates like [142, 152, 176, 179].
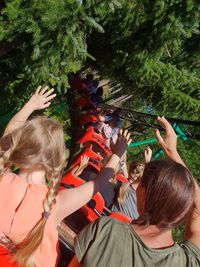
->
[133, 160, 195, 229]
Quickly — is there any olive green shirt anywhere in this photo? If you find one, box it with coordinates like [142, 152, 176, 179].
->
[75, 217, 200, 267]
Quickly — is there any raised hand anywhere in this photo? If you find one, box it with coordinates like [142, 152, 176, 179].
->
[144, 146, 152, 163]
[154, 116, 177, 156]
[72, 155, 90, 177]
[2, 85, 56, 137]
[112, 129, 132, 158]
[27, 85, 56, 111]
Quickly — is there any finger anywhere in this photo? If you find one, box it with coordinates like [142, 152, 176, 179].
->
[123, 129, 128, 137]
[82, 155, 88, 162]
[126, 132, 131, 141]
[154, 128, 164, 145]
[157, 116, 171, 131]
[128, 138, 132, 146]
[40, 85, 49, 95]
[44, 93, 56, 102]
[43, 102, 51, 108]
[43, 88, 55, 98]
[72, 165, 79, 175]
[35, 85, 42, 95]
[145, 146, 150, 152]
[119, 129, 123, 136]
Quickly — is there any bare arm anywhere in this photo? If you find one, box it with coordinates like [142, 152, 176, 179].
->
[119, 152, 128, 178]
[184, 183, 200, 248]
[155, 116, 200, 249]
[3, 85, 56, 137]
[56, 130, 131, 224]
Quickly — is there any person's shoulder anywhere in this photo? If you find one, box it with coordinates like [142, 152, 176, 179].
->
[180, 240, 200, 265]
[95, 217, 129, 232]
[0, 169, 15, 181]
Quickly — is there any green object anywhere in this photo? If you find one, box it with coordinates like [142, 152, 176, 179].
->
[128, 138, 157, 148]
[129, 123, 189, 160]
[173, 123, 187, 141]
[153, 149, 164, 159]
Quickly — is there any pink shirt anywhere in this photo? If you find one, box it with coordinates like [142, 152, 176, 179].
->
[0, 171, 59, 267]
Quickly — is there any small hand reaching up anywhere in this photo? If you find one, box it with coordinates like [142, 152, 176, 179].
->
[144, 146, 152, 163]
[27, 85, 56, 111]
[112, 129, 132, 159]
[72, 156, 89, 177]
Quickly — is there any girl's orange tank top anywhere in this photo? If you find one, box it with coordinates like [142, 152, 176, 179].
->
[0, 171, 59, 267]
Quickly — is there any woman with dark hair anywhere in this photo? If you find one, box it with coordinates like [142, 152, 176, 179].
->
[71, 117, 200, 267]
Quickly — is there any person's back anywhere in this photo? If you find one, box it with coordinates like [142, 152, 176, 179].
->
[0, 170, 58, 267]
[75, 217, 200, 267]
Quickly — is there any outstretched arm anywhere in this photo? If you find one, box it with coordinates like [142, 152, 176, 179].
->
[3, 85, 56, 137]
[56, 130, 132, 224]
[155, 116, 200, 249]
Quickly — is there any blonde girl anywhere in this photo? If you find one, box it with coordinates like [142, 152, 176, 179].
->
[0, 86, 131, 267]
[112, 147, 152, 219]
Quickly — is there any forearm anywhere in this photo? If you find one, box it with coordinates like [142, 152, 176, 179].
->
[184, 183, 200, 248]
[94, 153, 120, 193]
[57, 154, 121, 222]
[3, 102, 34, 136]
[166, 149, 186, 167]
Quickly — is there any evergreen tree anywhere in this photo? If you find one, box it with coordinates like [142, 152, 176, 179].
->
[0, 0, 121, 113]
[88, 0, 200, 120]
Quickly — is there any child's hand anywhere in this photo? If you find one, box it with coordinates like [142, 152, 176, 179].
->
[27, 85, 56, 111]
[112, 129, 132, 158]
[72, 156, 90, 177]
[79, 155, 90, 170]
[144, 146, 152, 163]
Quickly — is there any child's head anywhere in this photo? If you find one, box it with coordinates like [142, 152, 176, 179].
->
[128, 160, 144, 184]
[117, 160, 144, 204]
[1, 116, 66, 180]
[96, 87, 103, 96]
[86, 73, 94, 81]
[0, 116, 66, 266]
[109, 114, 121, 129]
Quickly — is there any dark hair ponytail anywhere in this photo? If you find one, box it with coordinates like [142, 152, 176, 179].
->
[133, 160, 195, 229]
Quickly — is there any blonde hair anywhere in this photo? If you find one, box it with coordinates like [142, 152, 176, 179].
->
[0, 116, 66, 266]
[117, 160, 144, 204]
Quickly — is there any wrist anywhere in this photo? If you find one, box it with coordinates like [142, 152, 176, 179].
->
[112, 153, 121, 161]
[167, 149, 185, 166]
[24, 101, 36, 114]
